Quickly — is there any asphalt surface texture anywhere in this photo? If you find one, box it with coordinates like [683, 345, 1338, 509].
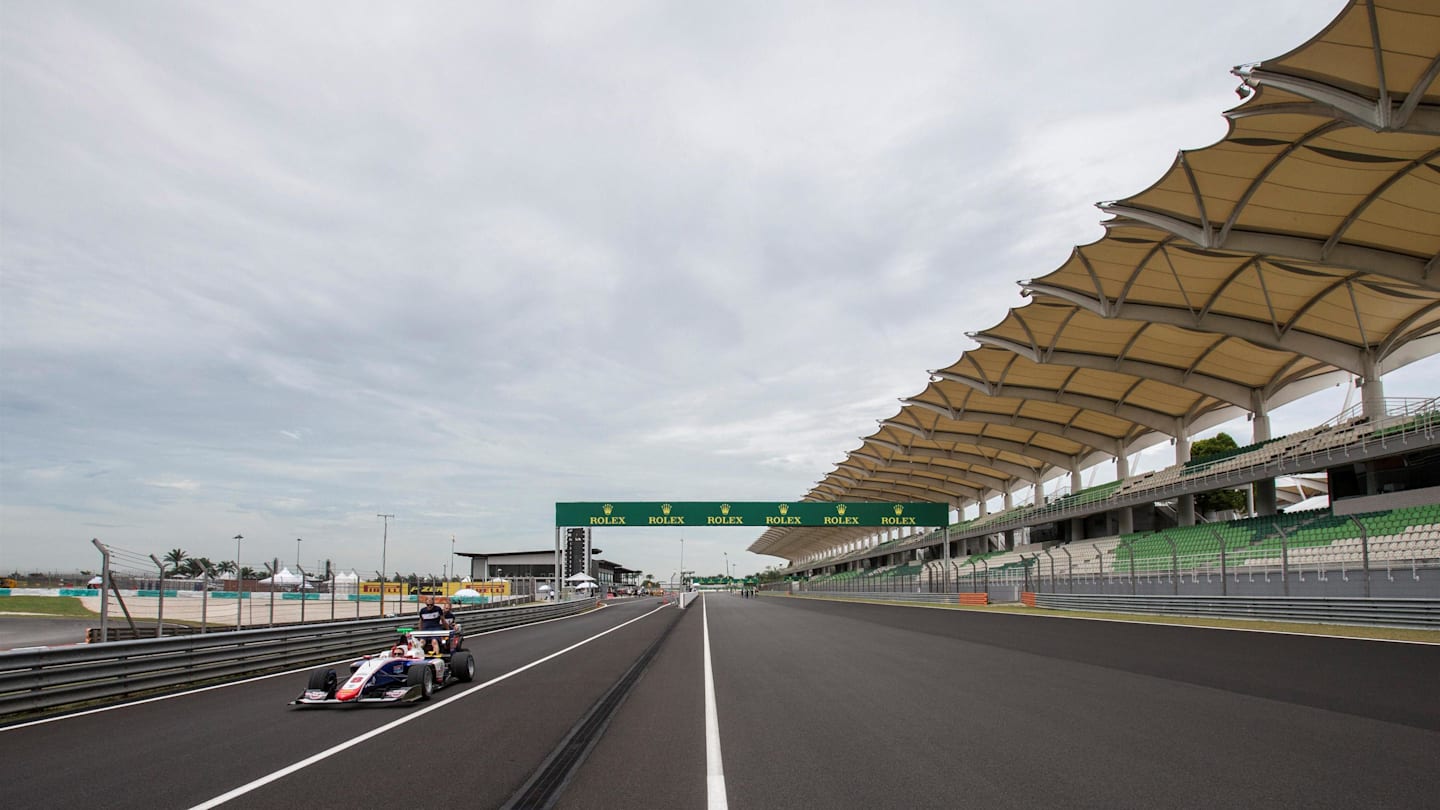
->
[2, 593, 1437, 809]
[0, 616, 96, 649]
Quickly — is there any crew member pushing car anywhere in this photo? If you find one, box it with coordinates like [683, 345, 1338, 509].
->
[418, 595, 447, 654]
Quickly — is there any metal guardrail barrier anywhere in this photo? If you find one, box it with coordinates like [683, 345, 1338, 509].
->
[1030, 593, 1440, 629]
[0, 598, 596, 720]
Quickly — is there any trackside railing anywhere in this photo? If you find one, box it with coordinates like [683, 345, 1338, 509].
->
[0, 598, 596, 721]
[1029, 593, 1440, 628]
[765, 591, 981, 607]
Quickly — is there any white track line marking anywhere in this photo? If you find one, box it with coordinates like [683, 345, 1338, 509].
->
[187, 601, 670, 809]
[1, 600, 624, 732]
[702, 594, 729, 809]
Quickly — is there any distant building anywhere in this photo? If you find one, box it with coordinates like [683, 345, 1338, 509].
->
[457, 550, 641, 592]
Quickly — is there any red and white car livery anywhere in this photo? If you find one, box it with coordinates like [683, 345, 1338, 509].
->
[292, 629, 474, 706]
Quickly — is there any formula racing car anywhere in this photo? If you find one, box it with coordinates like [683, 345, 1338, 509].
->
[292, 627, 475, 706]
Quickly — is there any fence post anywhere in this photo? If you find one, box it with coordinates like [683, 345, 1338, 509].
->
[149, 554, 166, 639]
[201, 563, 216, 634]
[297, 564, 309, 624]
[1121, 540, 1136, 595]
[1043, 548, 1055, 595]
[1060, 546, 1073, 592]
[1210, 529, 1228, 597]
[265, 561, 277, 628]
[92, 539, 110, 642]
[1348, 515, 1372, 597]
[1161, 533, 1179, 595]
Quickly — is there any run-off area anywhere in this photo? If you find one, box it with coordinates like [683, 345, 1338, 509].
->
[2, 595, 1437, 809]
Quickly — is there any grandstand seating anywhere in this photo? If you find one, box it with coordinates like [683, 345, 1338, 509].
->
[788, 401, 1439, 581]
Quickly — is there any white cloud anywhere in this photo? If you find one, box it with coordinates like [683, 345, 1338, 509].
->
[2, 0, 1427, 581]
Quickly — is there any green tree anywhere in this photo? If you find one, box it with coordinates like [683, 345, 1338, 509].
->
[162, 548, 189, 576]
[1191, 432, 1248, 514]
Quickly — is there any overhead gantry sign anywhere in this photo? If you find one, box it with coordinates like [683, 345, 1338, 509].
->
[554, 501, 949, 528]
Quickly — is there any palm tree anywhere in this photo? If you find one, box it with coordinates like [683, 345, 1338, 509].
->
[162, 548, 189, 576]
[240, 566, 262, 580]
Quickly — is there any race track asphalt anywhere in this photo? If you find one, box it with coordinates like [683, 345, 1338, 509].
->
[0, 616, 96, 650]
[1, 594, 1436, 809]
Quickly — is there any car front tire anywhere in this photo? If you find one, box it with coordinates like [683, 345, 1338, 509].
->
[407, 662, 435, 699]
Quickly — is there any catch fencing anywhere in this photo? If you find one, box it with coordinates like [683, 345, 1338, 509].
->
[69, 539, 550, 639]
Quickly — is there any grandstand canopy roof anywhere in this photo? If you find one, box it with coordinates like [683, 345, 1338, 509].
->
[1019, 219, 1440, 378]
[751, 0, 1440, 565]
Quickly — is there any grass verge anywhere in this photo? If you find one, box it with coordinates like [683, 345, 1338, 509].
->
[0, 596, 98, 618]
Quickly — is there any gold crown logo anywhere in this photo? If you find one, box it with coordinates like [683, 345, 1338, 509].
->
[603, 504, 613, 515]
[836, 504, 847, 515]
[721, 503, 731, 515]
[778, 504, 789, 515]
[893, 505, 904, 515]
[662, 503, 672, 515]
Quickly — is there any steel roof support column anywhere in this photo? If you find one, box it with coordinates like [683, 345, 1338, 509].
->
[1175, 428, 1196, 527]
[942, 525, 951, 594]
[1360, 356, 1387, 420]
[1115, 443, 1134, 535]
[1250, 394, 1278, 517]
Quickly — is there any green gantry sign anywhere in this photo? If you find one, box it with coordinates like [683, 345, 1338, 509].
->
[555, 501, 948, 528]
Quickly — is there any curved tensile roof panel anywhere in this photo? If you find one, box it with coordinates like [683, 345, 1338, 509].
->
[1100, 102, 1440, 284]
[931, 346, 1235, 436]
[973, 300, 1352, 411]
[1022, 219, 1440, 376]
[749, 1, 1440, 565]
[1233, 0, 1440, 133]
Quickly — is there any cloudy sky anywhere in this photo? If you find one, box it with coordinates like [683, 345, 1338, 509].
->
[2, 0, 1432, 582]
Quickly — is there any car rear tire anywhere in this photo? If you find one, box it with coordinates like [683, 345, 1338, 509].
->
[407, 662, 435, 699]
[451, 651, 475, 682]
[308, 668, 338, 698]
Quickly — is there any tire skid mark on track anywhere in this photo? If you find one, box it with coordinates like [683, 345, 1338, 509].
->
[501, 606, 683, 809]
[187, 602, 673, 810]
